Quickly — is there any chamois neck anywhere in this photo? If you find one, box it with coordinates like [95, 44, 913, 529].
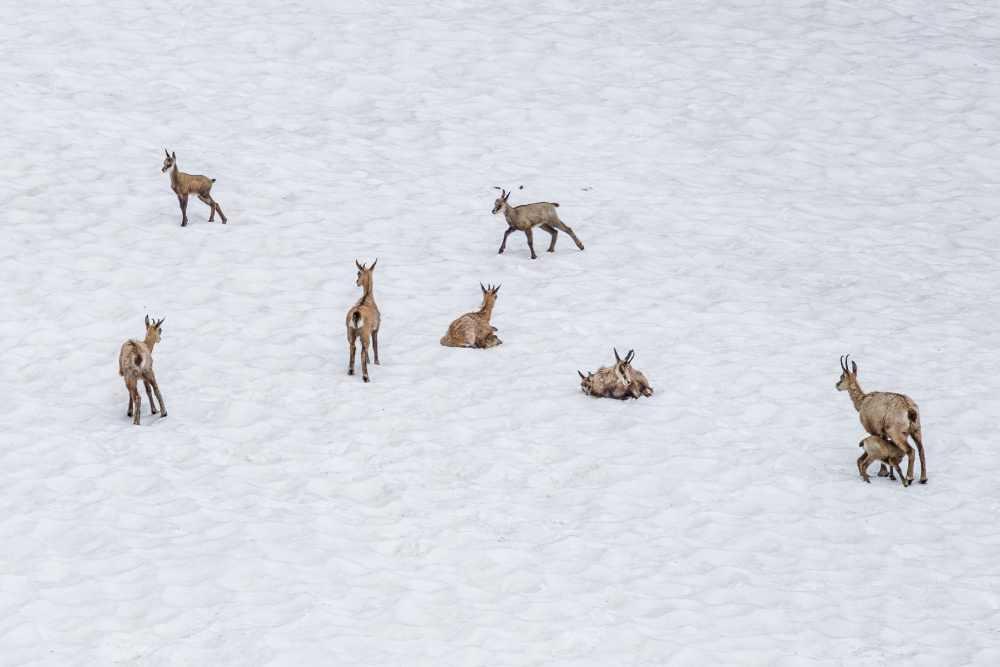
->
[360, 281, 374, 302]
[847, 380, 866, 412]
[478, 298, 495, 319]
[143, 335, 157, 354]
[169, 164, 181, 185]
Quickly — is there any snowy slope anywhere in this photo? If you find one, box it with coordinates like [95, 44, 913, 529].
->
[2, 0, 1000, 664]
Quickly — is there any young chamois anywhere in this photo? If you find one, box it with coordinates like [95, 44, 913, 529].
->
[492, 188, 584, 259]
[578, 349, 653, 400]
[346, 260, 380, 382]
[837, 355, 927, 484]
[440, 283, 502, 348]
[857, 435, 908, 486]
[161, 150, 227, 227]
[118, 316, 167, 425]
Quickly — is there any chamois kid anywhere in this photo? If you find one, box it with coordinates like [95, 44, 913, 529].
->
[440, 283, 502, 348]
[579, 349, 653, 400]
[118, 316, 167, 425]
[492, 188, 584, 259]
[857, 435, 908, 486]
[161, 150, 227, 227]
[836, 355, 926, 484]
[346, 260, 380, 382]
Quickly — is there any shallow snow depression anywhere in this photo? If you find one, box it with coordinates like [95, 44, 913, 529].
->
[2, 0, 1000, 665]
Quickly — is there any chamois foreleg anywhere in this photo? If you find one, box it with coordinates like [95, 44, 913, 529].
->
[177, 192, 189, 227]
[498, 227, 515, 254]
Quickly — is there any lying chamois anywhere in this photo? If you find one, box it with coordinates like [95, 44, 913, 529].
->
[346, 260, 380, 382]
[837, 355, 927, 484]
[857, 435, 908, 486]
[492, 188, 584, 259]
[440, 283, 502, 348]
[579, 349, 653, 399]
[161, 150, 227, 227]
[118, 316, 167, 425]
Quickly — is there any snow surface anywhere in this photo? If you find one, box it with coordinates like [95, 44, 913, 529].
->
[2, 0, 1000, 664]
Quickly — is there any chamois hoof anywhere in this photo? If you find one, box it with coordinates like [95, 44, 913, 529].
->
[877, 470, 890, 477]
[348, 369, 354, 375]
[181, 222, 188, 227]
[920, 479, 928, 484]
[160, 411, 167, 418]
[363, 376, 370, 383]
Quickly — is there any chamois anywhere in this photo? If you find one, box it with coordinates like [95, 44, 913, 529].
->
[857, 435, 908, 486]
[579, 349, 653, 399]
[440, 283, 502, 348]
[346, 260, 380, 382]
[836, 355, 927, 484]
[161, 150, 227, 227]
[492, 188, 584, 259]
[118, 315, 167, 425]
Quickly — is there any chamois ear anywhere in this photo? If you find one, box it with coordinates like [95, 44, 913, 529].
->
[614, 348, 621, 362]
[145, 314, 150, 327]
[493, 284, 500, 294]
[155, 318, 165, 328]
[356, 260, 364, 271]
[578, 370, 586, 379]
[171, 152, 176, 160]
[851, 360, 857, 375]
[369, 259, 377, 271]
[481, 282, 487, 294]
[165, 149, 170, 158]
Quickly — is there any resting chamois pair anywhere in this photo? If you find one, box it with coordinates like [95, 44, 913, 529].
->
[579, 349, 654, 400]
[836, 355, 927, 486]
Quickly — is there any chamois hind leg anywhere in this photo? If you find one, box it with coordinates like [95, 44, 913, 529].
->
[550, 216, 584, 250]
[148, 373, 167, 418]
[359, 332, 371, 382]
[912, 426, 927, 483]
[888, 429, 915, 484]
[126, 378, 141, 425]
[891, 460, 908, 486]
[347, 329, 357, 375]
[857, 453, 871, 482]
[372, 329, 380, 365]
[541, 224, 558, 252]
[143, 379, 158, 414]
[126, 391, 134, 418]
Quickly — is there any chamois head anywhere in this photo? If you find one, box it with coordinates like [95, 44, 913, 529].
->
[356, 259, 377, 289]
[613, 348, 635, 387]
[578, 370, 594, 395]
[492, 189, 510, 214]
[144, 314, 164, 344]
[836, 355, 858, 392]
[161, 150, 177, 173]
[480, 282, 500, 305]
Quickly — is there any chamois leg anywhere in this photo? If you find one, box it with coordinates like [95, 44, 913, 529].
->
[348, 330, 357, 375]
[890, 460, 907, 486]
[372, 330, 380, 365]
[912, 427, 927, 483]
[541, 224, 558, 252]
[149, 374, 167, 418]
[523, 227, 537, 259]
[197, 194, 220, 222]
[207, 197, 226, 224]
[127, 392, 134, 417]
[143, 379, 158, 414]
[126, 379, 141, 425]
[177, 192, 189, 227]
[857, 453, 871, 482]
[498, 227, 514, 254]
[359, 332, 371, 382]
[550, 217, 584, 250]
[888, 429, 915, 484]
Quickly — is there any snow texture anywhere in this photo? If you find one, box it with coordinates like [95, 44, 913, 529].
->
[2, 0, 1000, 665]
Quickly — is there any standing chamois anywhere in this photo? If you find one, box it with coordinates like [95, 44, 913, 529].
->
[118, 315, 167, 425]
[161, 150, 227, 227]
[440, 283, 502, 348]
[492, 188, 584, 259]
[579, 349, 653, 399]
[346, 260, 380, 382]
[836, 355, 927, 484]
